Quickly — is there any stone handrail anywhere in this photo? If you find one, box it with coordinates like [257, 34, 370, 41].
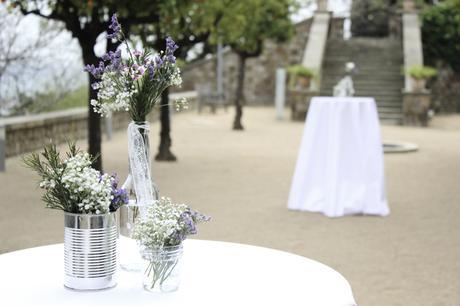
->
[402, 8, 424, 90]
[401, 2, 432, 126]
[301, 10, 331, 90]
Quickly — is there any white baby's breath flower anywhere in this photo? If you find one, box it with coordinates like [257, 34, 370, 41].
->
[61, 152, 113, 214]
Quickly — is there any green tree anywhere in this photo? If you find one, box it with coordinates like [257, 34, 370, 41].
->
[6, 0, 180, 170]
[134, 0, 224, 160]
[213, 0, 295, 130]
[350, 0, 392, 37]
[421, 0, 460, 72]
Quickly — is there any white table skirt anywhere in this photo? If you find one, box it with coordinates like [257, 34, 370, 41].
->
[0, 239, 356, 306]
[288, 97, 389, 217]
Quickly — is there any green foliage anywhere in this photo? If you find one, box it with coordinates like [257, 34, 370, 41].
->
[23, 142, 87, 212]
[287, 65, 314, 89]
[214, 0, 295, 56]
[9, 86, 88, 116]
[406, 65, 438, 79]
[421, 0, 460, 72]
[287, 65, 315, 78]
[351, 0, 392, 37]
[50, 87, 88, 111]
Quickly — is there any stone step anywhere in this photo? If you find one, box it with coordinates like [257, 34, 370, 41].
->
[321, 81, 404, 88]
[380, 118, 403, 125]
[321, 88, 403, 94]
[377, 107, 403, 114]
[320, 37, 404, 124]
[379, 112, 404, 119]
[323, 56, 403, 62]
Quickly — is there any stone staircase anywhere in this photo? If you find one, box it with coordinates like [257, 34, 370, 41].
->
[319, 37, 405, 124]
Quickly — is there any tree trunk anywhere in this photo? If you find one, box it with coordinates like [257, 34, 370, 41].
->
[233, 53, 246, 130]
[155, 88, 177, 161]
[81, 41, 102, 171]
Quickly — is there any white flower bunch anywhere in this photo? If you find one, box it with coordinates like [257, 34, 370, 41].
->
[25, 142, 128, 214]
[132, 197, 210, 251]
[90, 71, 136, 117]
[170, 67, 183, 87]
[61, 152, 114, 214]
[174, 97, 189, 111]
[133, 198, 188, 250]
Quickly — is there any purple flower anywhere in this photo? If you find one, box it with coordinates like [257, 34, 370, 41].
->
[109, 174, 129, 212]
[180, 210, 197, 235]
[107, 14, 121, 40]
[191, 209, 211, 223]
[165, 36, 178, 64]
[102, 49, 122, 71]
[154, 56, 164, 68]
[84, 62, 105, 78]
[148, 63, 156, 80]
[166, 36, 179, 54]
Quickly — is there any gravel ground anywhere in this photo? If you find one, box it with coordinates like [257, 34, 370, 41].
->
[0, 107, 459, 305]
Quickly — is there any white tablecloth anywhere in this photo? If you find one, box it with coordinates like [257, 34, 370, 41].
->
[0, 240, 356, 306]
[288, 97, 389, 217]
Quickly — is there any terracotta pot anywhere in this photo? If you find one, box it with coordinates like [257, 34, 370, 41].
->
[411, 77, 426, 92]
[297, 76, 311, 89]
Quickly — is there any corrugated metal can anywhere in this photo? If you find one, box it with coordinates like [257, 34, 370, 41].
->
[64, 212, 118, 290]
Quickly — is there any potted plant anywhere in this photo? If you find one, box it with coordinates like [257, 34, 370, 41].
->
[406, 65, 437, 91]
[86, 14, 188, 271]
[24, 142, 129, 290]
[132, 197, 210, 293]
[287, 65, 315, 89]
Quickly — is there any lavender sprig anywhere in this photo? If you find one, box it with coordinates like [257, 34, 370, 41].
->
[107, 14, 121, 40]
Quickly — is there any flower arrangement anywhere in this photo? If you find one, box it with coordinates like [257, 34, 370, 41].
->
[132, 197, 209, 292]
[85, 14, 188, 123]
[24, 142, 128, 214]
[132, 197, 209, 249]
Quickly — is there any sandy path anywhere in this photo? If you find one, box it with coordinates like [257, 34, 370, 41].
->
[0, 107, 459, 305]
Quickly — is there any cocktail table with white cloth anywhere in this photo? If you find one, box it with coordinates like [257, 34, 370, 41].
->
[0, 239, 356, 306]
[288, 97, 389, 217]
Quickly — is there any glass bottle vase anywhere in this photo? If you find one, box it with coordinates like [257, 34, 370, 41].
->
[120, 121, 158, 271]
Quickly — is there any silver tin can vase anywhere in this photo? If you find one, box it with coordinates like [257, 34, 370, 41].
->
[64, 212, 118, 290]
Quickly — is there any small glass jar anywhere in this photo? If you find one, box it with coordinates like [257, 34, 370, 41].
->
[141, 244, 183, 293]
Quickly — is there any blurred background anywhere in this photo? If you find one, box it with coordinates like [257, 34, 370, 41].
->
[0, 0, 459, 305]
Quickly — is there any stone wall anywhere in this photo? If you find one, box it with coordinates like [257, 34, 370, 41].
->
[179, 19, 313, 105]
[1, 109, 134, 157]
[429, 66, 460, 113]
[1, 92, 197, 157]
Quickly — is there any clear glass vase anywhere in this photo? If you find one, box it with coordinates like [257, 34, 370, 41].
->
[119, 202, 150, 271]
[120, 121, 158, 271]
[142, 244, 183, 293]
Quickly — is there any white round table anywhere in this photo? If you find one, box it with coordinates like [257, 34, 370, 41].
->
[0, 240, 356, 306]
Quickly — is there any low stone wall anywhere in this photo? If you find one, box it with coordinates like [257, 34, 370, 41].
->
[0, 92, 197, 157]
[2, 108, 89, 157]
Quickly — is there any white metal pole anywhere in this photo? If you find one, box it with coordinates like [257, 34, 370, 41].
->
[217, 42, 224, 102]
[275, 68, 286, 120]
[0, 125, 5, 172]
